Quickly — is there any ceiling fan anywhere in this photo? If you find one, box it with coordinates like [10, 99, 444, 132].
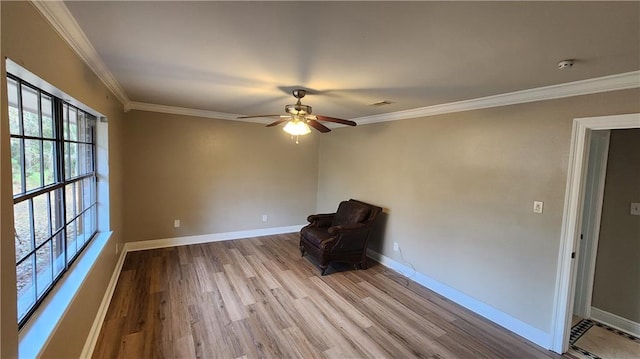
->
[238, 89, 357, 142]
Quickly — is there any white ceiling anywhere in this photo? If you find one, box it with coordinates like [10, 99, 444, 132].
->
[63, 1, 640, 121]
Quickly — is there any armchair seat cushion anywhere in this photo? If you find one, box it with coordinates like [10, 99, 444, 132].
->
[301, 226, 330, 248]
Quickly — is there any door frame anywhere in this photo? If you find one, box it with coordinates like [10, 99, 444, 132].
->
[573, 130, 610, 318]
[550, 113, 640, 353]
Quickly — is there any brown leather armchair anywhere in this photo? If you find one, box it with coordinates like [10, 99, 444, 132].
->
[300, 199, 382, 275]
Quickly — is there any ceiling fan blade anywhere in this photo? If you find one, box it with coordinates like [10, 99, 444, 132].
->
[237, 114, 281, 119]
[315, 115, 357, 126]
[266, 118, 291, 127]
[307, 119, 331, 133]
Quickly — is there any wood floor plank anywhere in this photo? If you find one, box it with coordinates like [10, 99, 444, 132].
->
[358, 280, 447, 337]
[245, 277, 293, 330]
[92, 317, 125, 359]
[269, 287, 330, 353]
[245, 254, 281, 289]
[192, 255, 215, 293]
[229, 248, 257, 278]
[104, 269, 135, 321]
[361, 296, 458, 358]
[308, 275, 373, 329]
[276, 326, 323, 359]
[362, 324, 423, 358]
[293, 296, 363, 357]
[276, 269, 311, 299]
[212, 270, 247, 321]
[223, 263, 256, 306]
[118, 331, 145, 359]
[92, 233, 569, 359]
[305, 292, 387, 358]
[370, 271, 458, 322]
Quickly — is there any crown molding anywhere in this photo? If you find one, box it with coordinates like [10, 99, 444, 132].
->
[28, 0, 639, 124]
[352, 71, 640, 125]
[130, 71, 639, 125]
[126, 101, 270, 124]
[30, 1, 130, 108]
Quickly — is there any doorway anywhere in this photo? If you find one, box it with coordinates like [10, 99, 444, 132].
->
[573, 130, 610, 319]
[550, 113, 640, 354]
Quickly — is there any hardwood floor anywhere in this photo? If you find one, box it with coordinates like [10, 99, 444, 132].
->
[92, 233, 569, 358]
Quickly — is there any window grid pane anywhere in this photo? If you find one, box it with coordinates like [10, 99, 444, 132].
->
[8, 74, 98, 327]
[24, 139, 43, 192]
[11, 138, 24, 195]
[8, 77, 21, 135]
[21, 85, 40, 137]
[41, 95, 54, 139]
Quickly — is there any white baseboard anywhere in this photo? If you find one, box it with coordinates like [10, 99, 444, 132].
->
[79, 242, 128, 358]
[124, 224, 305, 252]
[80, 224, 304, 357]
[367, 249, 553, 349]
[591, 306, 640, 337]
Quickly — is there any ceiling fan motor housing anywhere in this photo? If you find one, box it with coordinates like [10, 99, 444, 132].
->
[285, 88, 312, 115]
[285, 103, 312, 116]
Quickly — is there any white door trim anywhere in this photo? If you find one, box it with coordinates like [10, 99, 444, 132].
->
[573, 130, 610, 318]
[551, 113, 640, 353]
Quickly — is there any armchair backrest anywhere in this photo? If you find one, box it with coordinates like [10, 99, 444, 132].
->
[332, 199, 382, 227]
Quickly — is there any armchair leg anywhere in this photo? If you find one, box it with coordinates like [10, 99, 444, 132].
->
[320, 265, 328, 276]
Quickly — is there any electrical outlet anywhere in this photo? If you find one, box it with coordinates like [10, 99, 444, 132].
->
[262, 214, 268, 222]
[533, 201, 544, 214]
[631, 203, 640, 216]
[393, 242, 399, 251]
[174, 219, 181, 228]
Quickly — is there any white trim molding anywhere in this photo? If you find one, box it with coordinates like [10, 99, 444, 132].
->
[124, 225, 305, 252]
[367, 249, 553, 350]
[29, 1, 130, 107]
[133, 71, 640, 126]
[591, 307, 640, 338]
[80, 240, 128, 359]
[126, 102, 266, 124]
[573, 131, 610, 319]
[353, 71, 640, 125]
[551, 113, 640, 354]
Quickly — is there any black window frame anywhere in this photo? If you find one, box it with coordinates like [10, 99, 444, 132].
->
[8, 73, 99, 328]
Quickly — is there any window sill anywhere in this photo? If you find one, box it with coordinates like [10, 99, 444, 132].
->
[18, 231, 113, 358]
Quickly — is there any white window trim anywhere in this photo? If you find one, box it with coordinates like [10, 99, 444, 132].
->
[7, 59, 112, 358]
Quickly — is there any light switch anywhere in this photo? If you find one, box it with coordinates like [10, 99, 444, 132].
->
[174, 219, 181, 228]
[533, 201, 544, 214]
[631, 203, 640, 216]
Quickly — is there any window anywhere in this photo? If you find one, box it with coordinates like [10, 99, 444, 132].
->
[8, 74, 98, 327]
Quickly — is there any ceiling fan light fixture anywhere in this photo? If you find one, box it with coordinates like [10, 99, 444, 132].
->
[282, 119, 311, 136]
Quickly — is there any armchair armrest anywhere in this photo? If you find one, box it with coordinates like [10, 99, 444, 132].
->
[327, 223, 371, 252]
[307, 213, 335, 228]
[328, 223, 365, 235]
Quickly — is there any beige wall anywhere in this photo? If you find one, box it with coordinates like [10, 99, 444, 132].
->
[123, 110, 318, 241]
[1, 2, 125, 358]
[592, 129, 640, 323]
[317, 89, 640, 333]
